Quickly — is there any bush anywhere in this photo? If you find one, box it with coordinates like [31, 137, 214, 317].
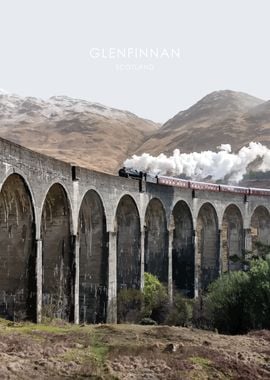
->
[139, 317, 157, 325]
[117, 274, 170, 324]
[143, 273, 167, 310]
[192, 295, 211, 330]
[143, 273, 170, 324]
[206, 270, 249, 333]
[117, 273, 194, 327]
[205, 258, 270, 334]
[165, 293, 193, 326]
[117, 288, 144, 323]
[245, 258, 270, 329]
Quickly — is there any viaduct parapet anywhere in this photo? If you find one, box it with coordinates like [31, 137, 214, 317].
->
[0, 137, 269, 323]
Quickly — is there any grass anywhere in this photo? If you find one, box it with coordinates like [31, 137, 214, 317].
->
[190, 356, 212, 367]
[91, 344, 109, 364]
[0, 319, 78, 335]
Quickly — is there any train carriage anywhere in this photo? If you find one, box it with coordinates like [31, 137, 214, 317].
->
[119, 168, 270, 197]
[189, 181, 220, 192]
[219, 184, 249, 195]
[158, 175, 189, 189]
[249, 187, 270, 196]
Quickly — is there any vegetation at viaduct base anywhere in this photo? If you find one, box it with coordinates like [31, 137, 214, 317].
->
[117, 273, 193, 327]
[204, 248, 270, 334]
[117, 243, 270, 336]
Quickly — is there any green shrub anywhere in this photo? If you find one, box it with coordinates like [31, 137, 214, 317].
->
[117, 274, 170, 324]
[143, 273, 170, 324]
[205, 258, 270, 334]
[143, 273, 167, 310]
[165, 293, 193, 326]
[139, 317, 157, 325]
[117, 288, 144, 323]
[192, 295, 212, 330]
[206, 270, 249, 333]
[245, 258, 270, 329]
[117, 274, 196, 326]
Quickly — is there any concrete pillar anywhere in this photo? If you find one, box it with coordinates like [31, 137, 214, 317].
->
[107, 231, 117, 323]
[73, 235, 80, 325]
[72, 179, 80, 324]
[243, 228, 252, 271]
[36, 239, 42, 324]
[193, 230, 199, 298]
[218, 229, 222, 275]
[140, 229, 145, 290]
[168, 229, 174, 303]
[244, 228, 252, 252]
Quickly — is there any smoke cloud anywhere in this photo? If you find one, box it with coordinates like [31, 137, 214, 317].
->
[124, 142, 270, 183]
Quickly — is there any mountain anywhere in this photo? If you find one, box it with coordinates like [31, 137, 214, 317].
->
[0, 93, 159, 173]
[1, 90, 270, 179]
[243, 100, 270, 142]
[136, 90, 266, 155]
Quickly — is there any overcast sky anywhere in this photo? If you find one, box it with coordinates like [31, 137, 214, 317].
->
[1, 0, 270, 122]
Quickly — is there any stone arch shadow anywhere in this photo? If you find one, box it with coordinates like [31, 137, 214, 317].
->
[77, 189, 108, 324]
[115, 194, 141, 293]
[221, 204, 244, 272]
[144, 197, 168, 284]
[40, 182, 74, 321]
[250, 205, 270, 252]
[196, 202, 219, 291]
[172, 200, 195, 297]
[0, 173, 36, 321]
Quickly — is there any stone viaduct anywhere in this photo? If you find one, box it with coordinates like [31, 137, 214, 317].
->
[0, 137, 270, 324]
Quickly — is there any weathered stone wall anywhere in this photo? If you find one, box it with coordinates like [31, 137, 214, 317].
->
[0, 137, 270, 323]
[41, 183, 73, 321]
[144, 198, 168, 284]
[172, 201, 194, 297]
[250, 206, 270, 249]
[116, 195, 141, 291]
[196, 203, 219, 291]
[221, 205, 244, 272]
[78, 190, 108, 324]
[0, 174, 36, 320]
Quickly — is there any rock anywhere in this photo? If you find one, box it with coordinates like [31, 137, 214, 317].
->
[163, 343, 178, 353]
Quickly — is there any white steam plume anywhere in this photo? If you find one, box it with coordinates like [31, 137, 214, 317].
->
[124, 142, 270, 183]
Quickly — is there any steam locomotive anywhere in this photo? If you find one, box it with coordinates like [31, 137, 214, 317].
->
[118, 167, 270, 197]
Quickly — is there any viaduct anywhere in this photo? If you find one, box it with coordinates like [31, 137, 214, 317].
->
[0, 137, 270, 324]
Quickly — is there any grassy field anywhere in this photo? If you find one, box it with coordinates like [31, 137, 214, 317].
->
[0, 319, 269, 379]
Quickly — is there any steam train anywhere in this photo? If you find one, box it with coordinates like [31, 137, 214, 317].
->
[118, 167, 270, 197]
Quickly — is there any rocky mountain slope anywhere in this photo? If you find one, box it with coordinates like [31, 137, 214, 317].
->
[0, 92, 159, 173]
[136, 90, 267, 156]
[1, 90, 270, 177]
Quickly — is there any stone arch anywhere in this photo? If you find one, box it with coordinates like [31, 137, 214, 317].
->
[196, 202, 219, 290]
[39, 180, 73, 236]
[41, 183, 73, 321]
[77, 187, 109, 232]
[221, 204, 244, 272]
[0, 174, 36, 321]
[250, 206, 270, 250]
[116, 195, 141, 292]
[78, 189, 108, 324]
[144, 198, 168, 283]
[172, 201, 194, 297]
[0, 168, 37, 216]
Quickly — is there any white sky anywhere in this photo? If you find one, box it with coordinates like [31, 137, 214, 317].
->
[0, 0, 270, 122]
